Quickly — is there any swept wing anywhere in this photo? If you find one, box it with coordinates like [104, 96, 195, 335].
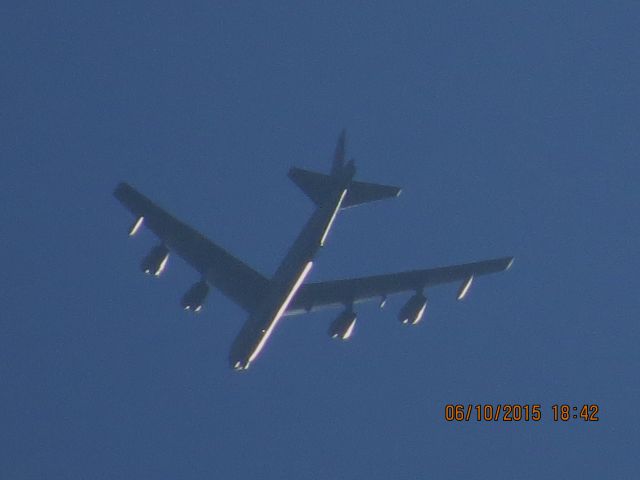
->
[114, 183, 269, 312]
[286, 257, 514, 315]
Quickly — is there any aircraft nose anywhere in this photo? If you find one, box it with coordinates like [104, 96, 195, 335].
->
[230, 358, 250, 371]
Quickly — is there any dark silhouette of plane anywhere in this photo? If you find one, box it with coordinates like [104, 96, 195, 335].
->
[114, 131, 513, 370]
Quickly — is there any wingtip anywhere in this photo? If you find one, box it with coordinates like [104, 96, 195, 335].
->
[505, 257, 515, 270]
[114, 182, 130, 198]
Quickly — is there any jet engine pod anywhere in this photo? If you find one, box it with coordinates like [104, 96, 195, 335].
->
[398, 293, 427, 325]
[140, 245, 170, 276]
[328, 309, 357, 340]
[181, 280, 210, 313]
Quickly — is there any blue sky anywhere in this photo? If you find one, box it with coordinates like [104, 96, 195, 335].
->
[2, 2, 638, 478]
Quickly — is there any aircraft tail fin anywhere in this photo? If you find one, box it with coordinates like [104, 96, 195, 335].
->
[288, 168, 402, 209]
[331, 129, 347, 175]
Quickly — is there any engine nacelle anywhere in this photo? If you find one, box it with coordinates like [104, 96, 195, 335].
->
[328, 309, 357, 340]
[398, 293, 427, 325]
[181, 280, 210, 313]
[140, 245, 169, 276]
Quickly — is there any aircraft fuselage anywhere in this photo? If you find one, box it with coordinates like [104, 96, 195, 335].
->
[228, 169, 352, 370]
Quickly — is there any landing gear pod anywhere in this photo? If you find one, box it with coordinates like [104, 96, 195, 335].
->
[456, 275, 474, 300]
[128, 216, 144, 236]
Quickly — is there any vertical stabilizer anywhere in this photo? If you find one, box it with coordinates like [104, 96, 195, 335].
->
[331, 129, 347, 176]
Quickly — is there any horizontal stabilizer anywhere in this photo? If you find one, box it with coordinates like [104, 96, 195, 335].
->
[343, 180, 402, 208]
[288, 167, 401, 208]
[288, 168, 333, 206]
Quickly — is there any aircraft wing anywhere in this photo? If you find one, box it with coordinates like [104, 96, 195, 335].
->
[114, 183, 269, 312]
[285, 257, 514, 315]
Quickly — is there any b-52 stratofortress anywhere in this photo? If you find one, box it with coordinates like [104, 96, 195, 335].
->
[114, 131, 513, 370]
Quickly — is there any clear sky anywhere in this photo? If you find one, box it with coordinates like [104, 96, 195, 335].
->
[2, 2, 638, 478]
